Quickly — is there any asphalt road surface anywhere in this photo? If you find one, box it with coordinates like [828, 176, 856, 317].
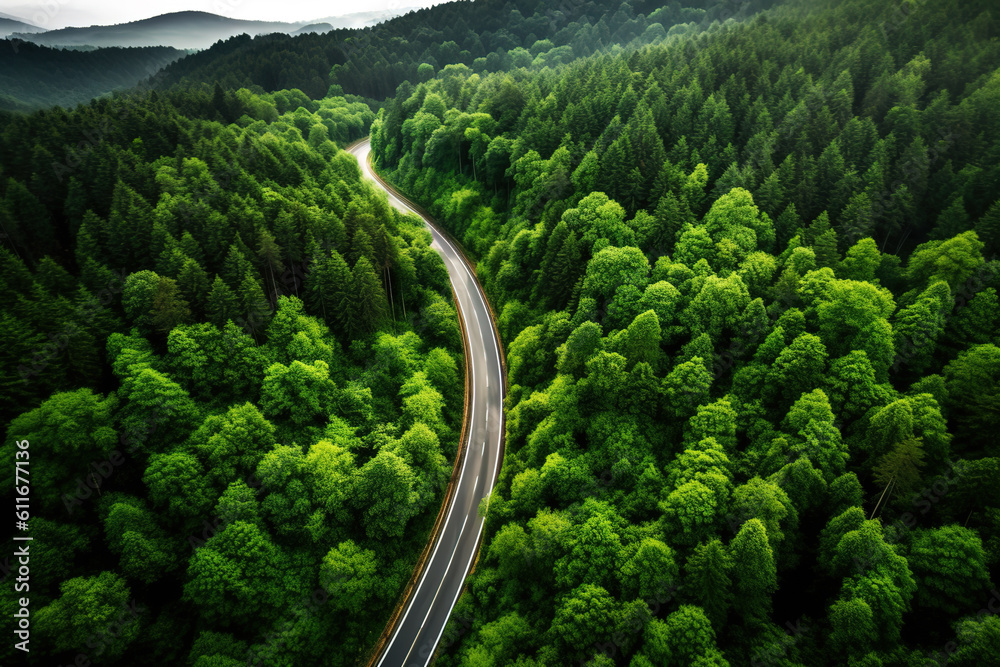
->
[347, 138, 505, 667]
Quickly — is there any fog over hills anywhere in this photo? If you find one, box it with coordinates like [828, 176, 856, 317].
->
[9, 11, 301, 49]
[8, 7, 419, 49]
[306, 8, 422, 29]
[291, 23, 335, 36]
[0, 13, 46, 38]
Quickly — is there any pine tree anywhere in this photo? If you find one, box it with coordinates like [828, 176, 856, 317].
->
[625, 166, 645, 214]
[730, 518, 777, 622]
[179, 231, 205, 265]
[256, 227, 285, 301]
[626, 102, 667, 210]
[232, 232, 255, 267]
[817, 142, 846, 197]
[893, 280, 951, 373]
[304, 255, 333, 325]
[305, 250, 354, 337]
[157, 247, 189, 279]
[649, 159, 686, 204]
[3, 177, 54, 259]
[273, 209, 302, 266]
[873, 437, 925, 496]
[35, 256, 76, 296]
[329, 250, 357, 337]
[0, 247, 34, 297]
[207, 275, 239, 329]
[350, 227, 376, 267]
[931, 198, 970, 240]
[544, 229, 582, 311]
[149, 221, 175, 264]
[372, 226, 398, 276]
[649, 192, 692, 256]
[684, 539, 733, 628]
[63, 176, 88, 231]
[975, 200, 1000, 258]
[239, 271, 272, 338]
[221, 244, 253, 289]
[677, 332, 715, 375]
[598, 134, 631, 204]
[177, 258, 211, 318]
[150, 276, 192, 333]
[808, 212, 840, 268]
[535, 221, 571, 302]
[755, 171, 785, 219]
[74, 213, 102, 269]
[352, 256, 388, 336]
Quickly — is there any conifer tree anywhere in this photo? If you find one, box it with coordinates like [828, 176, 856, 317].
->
[351, 256, 388, 336]
[684, 539, 733, 628]
[207, 275, 239, 329]
[730, 518, 777, 622]
[239, 271, 271, 338]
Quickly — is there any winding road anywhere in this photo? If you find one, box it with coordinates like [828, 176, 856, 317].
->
[347, 138, 505, 667]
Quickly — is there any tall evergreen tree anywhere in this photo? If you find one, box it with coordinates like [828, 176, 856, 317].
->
[207, 275, 239, 329]
[351, 256, 388, 336]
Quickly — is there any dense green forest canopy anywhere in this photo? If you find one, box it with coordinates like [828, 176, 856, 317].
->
[0, 84, 466, 664]
[367, 0, 1000, 663]
[2, 0, 1000, 664]
[152, 0, 778, 100]
[0, 40, 186, 111]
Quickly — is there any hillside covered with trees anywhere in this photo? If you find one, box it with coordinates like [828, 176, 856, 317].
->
[369, 0, 1000, 663]
[0, 85, 467, 664]
[2, 0, 999, 664]
[0, 40, 185, 111]
[152, 0, 779, 100]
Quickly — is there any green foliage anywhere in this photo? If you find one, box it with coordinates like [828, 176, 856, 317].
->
[261, 359, 338, 425]
[36, 572, 140, 659]
[183, 520, 283, 625]
[1, 388, 118, 511]
[5, 0, 1000, 663]
[0, 41, 184, 110]
[729, 519, 777, 621]
[0, 47, 461, 664]
[144, 451, 216, 521]
[907, 525, 992, 614]
[320, 540, 380, 610]
[352, 450, 421, 541]
[683, 539, 732, 629]
[949, 615, 1000, 667]
[371, 0, 1000, 662]
[943, 344, 1000, 449]
[642, 605, 722, 666]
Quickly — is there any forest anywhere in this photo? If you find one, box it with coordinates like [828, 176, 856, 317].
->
[152, 0, 779, 100]
[369, 0, 1000, 663]
[0, 84, 467, 664]
[0, 40, 185, 111]
[0, 0, 998, 664]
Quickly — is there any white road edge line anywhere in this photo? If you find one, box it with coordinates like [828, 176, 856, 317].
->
[356, 140, 505, 667]
[378, 302, 476, 667]
[419, 205, 507, 667]
[373, 223, 478, 667]
[400, 511, 471, 667]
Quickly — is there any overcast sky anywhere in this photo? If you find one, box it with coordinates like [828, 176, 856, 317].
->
[2, 0, 444, 30]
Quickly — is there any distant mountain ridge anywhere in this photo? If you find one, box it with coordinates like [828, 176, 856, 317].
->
[292, 23, 334, 36]
[0, 39, 184, 110]
[9, 8, 418, 49]
[307, 8, 423, 29]
[11, 11, 300, 49]
[0, 14, 46, 38]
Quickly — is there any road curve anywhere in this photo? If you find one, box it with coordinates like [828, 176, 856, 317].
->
[347, 138, 505, 667]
